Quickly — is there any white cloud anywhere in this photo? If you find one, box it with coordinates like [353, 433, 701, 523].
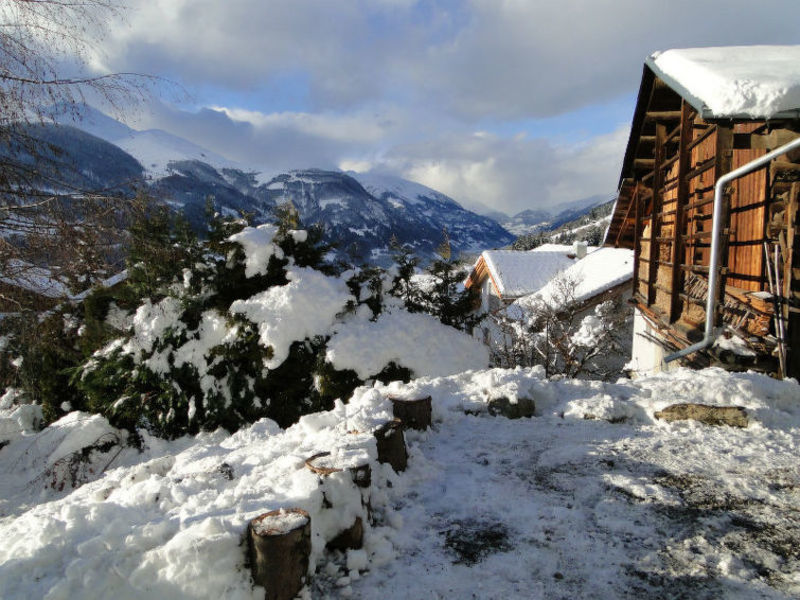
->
[99, 0, 800, 118]
[209, 107, 389, 144]
[83, 0, 800, 216]
[367, 126, 629, 215]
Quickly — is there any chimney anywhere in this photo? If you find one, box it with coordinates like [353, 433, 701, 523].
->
[572, 241, 587, 259]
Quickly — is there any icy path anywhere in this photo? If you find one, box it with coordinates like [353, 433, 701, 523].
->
[339, 408, 799, 599]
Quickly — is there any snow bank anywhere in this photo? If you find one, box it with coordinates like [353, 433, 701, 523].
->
[2, 367, 798, 599]
[230, 267, 353, 369]
[649, 46, 800, 118]
[0, 390, 396, 600]
[326, 310, 489, 379]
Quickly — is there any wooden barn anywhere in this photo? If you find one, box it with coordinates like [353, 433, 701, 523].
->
[606, 46, 800, 378]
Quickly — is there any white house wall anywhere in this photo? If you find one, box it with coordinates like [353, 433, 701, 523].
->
[628, 308, 680, 377]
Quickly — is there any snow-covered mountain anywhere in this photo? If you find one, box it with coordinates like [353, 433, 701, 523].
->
[29, 108, 515, 264]
[501, 194, 610, 236]
[53, 104, 241, 177]
[249, 169, 513, 264]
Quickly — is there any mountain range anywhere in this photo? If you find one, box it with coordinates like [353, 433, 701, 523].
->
[7, 105, 608, 266]
[23, 106, 512, 265]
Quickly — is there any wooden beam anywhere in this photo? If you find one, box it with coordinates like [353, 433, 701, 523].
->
[633, 182, 642, 297]
[671, 100, 693, 322]
[615, 190, 636, 248]
[733, 129, 800, 151]
[644, 110, 682, 121]
[647, 123, 667, 305]
[714, 123, 735, 327]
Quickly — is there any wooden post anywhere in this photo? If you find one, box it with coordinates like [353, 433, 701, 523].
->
[327, 517, 364, 552]
[633, 182, 642, 299]
[389, 395, 432, 430]
[714, 123, 735, 327]
[785, 183, 799, 377]
[304, 452, 372, 547]
[374, 419, 407, 472]
[670, 101, 693, 322]
[647, 123, 666, 306]
[248, 508, 311, 600]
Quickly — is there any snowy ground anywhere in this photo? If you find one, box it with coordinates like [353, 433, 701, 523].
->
[1, 367, 799, 599]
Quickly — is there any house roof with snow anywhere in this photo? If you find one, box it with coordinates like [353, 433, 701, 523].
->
[605, 44, 800, 378]
[646, 46, 800, 121]
[506, 247, 634, 320]
[608, 44, 800, 250]
[465, 245, 576, 299]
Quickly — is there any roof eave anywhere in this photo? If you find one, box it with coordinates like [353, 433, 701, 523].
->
[644, 54, 800, 122]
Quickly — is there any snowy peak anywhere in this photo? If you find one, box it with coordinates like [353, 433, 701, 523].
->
[51, 103, 240, 178]
[352, 172, 462, 211]
[258, 169, 514, 264]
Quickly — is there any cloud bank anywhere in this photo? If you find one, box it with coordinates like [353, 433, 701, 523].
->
[87, 0, 800, 215]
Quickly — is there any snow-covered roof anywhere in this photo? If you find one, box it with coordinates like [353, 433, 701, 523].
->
[507, 247, 633, 319]
[537, 247, 633, 306]
[481, 246, 575, 298]
[646, 46, 800, 120]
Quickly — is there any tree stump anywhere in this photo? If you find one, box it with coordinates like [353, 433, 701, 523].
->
[248, 508, 311, 600]
[305, 451, 371, 488]
[326, 516, 364, 551]
[374, 419, 407, 472]
[654, 403, 748, 428]
[305, 451, 373, 527]
[390, 395, 432, 430]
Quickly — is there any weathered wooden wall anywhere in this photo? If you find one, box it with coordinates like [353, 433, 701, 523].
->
[608, 71, 800, 376]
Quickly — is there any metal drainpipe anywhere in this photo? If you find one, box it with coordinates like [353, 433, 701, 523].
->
[664, 134, 800, 363]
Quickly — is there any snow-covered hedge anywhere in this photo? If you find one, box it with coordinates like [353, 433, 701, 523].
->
[78, 224, 488, 438]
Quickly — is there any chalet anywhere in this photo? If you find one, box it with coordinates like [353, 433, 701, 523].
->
[606, 46, 800, 378]
[464, 244, 579, 313]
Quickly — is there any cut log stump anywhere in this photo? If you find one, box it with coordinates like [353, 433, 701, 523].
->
[248, 508, 311, 600]
[304, 451, 371, 488]
[389, 395, 432, 430]
[654, 403, 748, 428]
[374, 419, 407, 472]
[326, 516, 364, 552]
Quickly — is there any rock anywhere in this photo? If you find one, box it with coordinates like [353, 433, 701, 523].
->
[654, 403, 748, 428]
[487, 396, 535, 419]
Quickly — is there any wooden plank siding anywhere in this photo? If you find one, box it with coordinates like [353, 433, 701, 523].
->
[605, 67, 800, 377]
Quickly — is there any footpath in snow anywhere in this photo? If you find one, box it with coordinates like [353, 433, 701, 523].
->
[330, 368, 800, 599]
[1, 367, 799, 599]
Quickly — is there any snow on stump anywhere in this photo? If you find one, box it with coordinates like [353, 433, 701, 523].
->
[248, 508, 311, 600]
[304, 451, 371, 547]
[389, 395, 432, 430]
[487, 396, 535, 419]
[374, 419, 407, 472]
[654, 403, 748, 428]
[304, 451, 371, 487]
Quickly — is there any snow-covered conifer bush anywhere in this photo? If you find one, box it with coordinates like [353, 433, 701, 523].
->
[75, 218, 489, 439]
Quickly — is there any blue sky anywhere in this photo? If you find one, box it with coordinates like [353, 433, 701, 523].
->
[88, 0, 800, 215]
